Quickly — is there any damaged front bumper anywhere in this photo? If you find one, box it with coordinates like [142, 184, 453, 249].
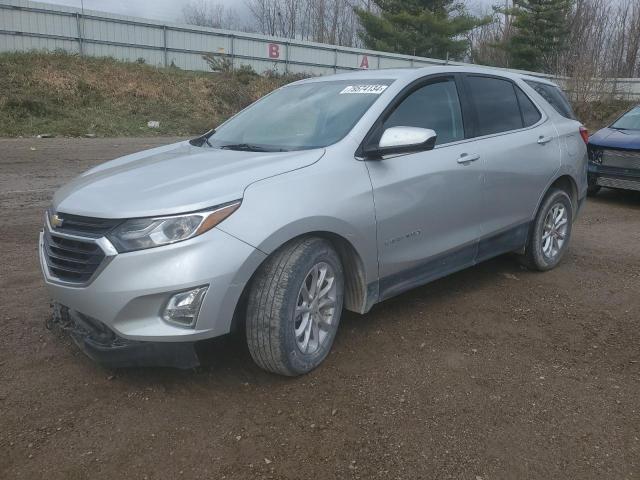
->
[48, 303, 200, 369]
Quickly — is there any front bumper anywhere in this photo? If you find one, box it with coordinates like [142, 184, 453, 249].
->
[588, 163, 640, 191]
[50, 304, 199, 369]
[40, 225, 266, 344]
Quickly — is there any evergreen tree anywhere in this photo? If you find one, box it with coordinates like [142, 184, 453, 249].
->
[355, 1, 489, 61]
[503, 0, 574, 73]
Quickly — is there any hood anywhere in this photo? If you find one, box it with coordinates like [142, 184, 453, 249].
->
[53, 141, 324, 219]
[589, 127, 640, 150]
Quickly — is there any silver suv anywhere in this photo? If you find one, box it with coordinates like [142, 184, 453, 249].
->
[40, 67, 588, 375]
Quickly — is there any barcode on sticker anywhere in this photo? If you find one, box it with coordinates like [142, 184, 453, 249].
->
[340, 85, 388, 95]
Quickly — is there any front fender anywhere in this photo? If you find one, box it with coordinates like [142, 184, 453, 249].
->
[218, 152, 379, 293]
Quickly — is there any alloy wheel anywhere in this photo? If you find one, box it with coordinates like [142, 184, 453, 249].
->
[294, 262, 337, 355]
[541, 202, 568, 260]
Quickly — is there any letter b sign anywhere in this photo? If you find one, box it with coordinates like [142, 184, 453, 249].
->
[268, 43, 280, 59]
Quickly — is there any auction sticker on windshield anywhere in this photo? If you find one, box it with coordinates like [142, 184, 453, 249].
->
[340, 85, 388, 95]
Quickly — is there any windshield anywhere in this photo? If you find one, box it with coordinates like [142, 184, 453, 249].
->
[611, 106, 640, 130]
[204, 80, 393, 151]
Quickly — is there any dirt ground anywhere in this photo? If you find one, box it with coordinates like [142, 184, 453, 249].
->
[0, 137, 638, 480]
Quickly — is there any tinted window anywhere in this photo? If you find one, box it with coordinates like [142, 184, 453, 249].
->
[466, 76, 523, 136]
[524, 80, 576, 120]
[611, 106, 640, 130]
[516, 86, 542, 127]
[383, 79, 464, 145]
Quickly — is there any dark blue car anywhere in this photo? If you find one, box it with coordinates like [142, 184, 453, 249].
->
[588, 105, 640, 195]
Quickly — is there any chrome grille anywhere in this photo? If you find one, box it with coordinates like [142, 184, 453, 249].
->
[51, 211, 121, 238]
[43, 230, 106, 284]
[601, 149, 640, 170]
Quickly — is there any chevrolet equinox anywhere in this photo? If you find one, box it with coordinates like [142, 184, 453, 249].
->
[40, 67, 588, 375]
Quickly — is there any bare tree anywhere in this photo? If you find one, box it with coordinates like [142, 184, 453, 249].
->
[612, 0, 640, 78]
[556, 0, 640, 103]
[183, 0, 242, 30]
[246, 0, 289, 36]
[468, 5, 512, 67]
[245, 0, 365, 47]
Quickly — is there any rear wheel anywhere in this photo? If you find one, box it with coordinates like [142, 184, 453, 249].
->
[246, 237, 344, 376]
[520, 189, 573, 271]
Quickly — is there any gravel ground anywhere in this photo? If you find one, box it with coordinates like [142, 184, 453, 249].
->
[0, 137, 638, 480]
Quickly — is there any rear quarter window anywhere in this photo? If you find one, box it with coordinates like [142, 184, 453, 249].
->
[524, 80, 576, 120]
[515, 86, 542, 127]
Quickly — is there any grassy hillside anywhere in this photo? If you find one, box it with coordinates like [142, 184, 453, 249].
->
[0, 51, 634, 137]
[0, 52, 301, 137]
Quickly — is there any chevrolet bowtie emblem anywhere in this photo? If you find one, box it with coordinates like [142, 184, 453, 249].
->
[50, 213, 64, 228]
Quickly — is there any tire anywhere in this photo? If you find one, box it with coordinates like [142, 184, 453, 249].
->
[246, 237, 344, 376]
[587, 184, 601, 197]
[520, 188, 573, 271]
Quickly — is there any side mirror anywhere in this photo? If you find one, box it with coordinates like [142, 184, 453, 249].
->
[364, 126, 437, 158]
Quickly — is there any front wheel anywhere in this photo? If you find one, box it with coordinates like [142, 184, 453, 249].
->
[520, 189, 573, 271]
[246, 237, 344, 376]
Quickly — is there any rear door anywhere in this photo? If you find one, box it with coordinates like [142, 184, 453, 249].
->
[363, 76, 485, 300]
[460, 74, 562, 261]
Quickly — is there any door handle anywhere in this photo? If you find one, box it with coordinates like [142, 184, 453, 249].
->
[538, 136, 553, 145]
[457, 153, 480, 164]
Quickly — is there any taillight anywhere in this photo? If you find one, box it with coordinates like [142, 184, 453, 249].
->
[579, 126, 589, 144]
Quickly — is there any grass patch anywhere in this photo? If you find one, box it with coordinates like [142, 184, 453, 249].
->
[0, 51, 304, 137]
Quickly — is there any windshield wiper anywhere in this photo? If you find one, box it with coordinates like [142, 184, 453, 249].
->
[219, 143, 286, 152]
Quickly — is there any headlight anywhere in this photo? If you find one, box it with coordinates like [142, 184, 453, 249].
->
[108, 201, 240, 252]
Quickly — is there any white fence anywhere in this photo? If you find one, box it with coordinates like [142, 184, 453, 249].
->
[1, 0, 640, 99]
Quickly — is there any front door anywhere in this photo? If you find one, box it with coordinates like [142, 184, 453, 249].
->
[364, 77, 485, 300]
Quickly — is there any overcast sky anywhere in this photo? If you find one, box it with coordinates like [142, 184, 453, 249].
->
[41, 0, 501, 23]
